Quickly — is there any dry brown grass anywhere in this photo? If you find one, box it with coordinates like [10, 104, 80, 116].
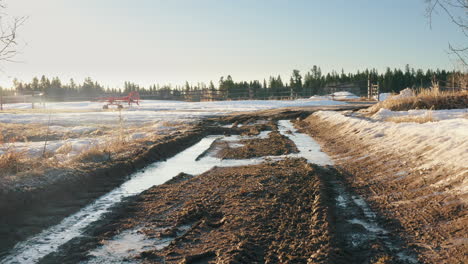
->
[385, 111, 435, 124]
[368, 89, 468, 114]
[72, 138, 132, 163]
[0, 151, 26, 177]
[74, 145, 111, 163]
[0, 122, 48, 142]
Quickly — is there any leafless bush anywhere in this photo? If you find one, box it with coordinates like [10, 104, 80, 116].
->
[0, 0, 27, 63]
[426, 0, 468, 66]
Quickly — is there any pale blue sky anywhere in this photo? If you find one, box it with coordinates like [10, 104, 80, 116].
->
[0, 0, 464, 88]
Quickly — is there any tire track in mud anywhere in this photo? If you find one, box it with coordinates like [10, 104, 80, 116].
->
[32, 119, 418, 264]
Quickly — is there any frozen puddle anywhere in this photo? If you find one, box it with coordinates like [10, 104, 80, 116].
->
[331, 178, 418, 263]
[87, 229, 162, 264]
[87, 225, 191, 264]
[277, 120, 333, 166]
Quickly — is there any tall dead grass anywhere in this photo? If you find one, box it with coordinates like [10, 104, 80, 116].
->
[386, 111, 434, 124]
[0, 151, 25, 177]
[72, 137, 131, 164]
[369, 89, 468, 114]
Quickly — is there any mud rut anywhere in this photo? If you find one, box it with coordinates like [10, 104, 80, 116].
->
[1, 119, 418, 264]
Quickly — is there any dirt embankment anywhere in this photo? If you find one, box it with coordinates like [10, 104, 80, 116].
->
[298, 115, 467, 264]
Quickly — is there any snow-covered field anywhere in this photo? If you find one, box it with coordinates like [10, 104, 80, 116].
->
[1, 99, 346, 126]
[314, 108, 468, 192]
[0, 98, 346, 160]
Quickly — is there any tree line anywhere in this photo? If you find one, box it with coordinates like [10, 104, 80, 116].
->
[1, 65, 464, 101]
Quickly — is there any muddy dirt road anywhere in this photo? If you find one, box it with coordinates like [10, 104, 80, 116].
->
[1, 105, 430, 264]
[2, 116, 419, 264]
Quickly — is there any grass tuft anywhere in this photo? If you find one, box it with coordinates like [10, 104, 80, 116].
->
[369, 89, 468, 114]
[0, 151, 26, 177]
[385, 111, 434, 124]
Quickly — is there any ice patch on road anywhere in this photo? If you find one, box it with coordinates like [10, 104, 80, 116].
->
[278, 120, 333, 166]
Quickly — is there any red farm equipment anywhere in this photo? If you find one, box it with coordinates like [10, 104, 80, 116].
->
[97, 91, 141, 109]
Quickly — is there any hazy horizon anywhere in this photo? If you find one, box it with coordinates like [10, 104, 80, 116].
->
[0, 0, 465, 88]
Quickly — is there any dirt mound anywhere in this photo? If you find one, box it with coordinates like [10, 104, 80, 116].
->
[217, 131, 298, 159]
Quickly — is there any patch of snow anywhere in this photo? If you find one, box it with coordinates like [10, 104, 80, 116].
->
[0, 138, 102, 158]
[308, 95, 332, 100]
[390, 88, 414, 100]
[49, 126, 98, 134]
[130, 132, 148, 140]
[378, 93, 392, 101]
[70, 126, 98, 134]
[332, 91, 359, 100]
[347, 218, 388, 234]
[371, 108, 468, 121]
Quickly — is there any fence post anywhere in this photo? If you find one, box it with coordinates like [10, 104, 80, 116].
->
[367, 75, 371, 99]
[377, 82, 380, 101]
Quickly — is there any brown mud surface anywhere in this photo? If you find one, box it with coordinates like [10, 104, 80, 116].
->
[104, 158, 338, 263]
[50, 159, 414, 264]
[216, 131, 298, 159]
[299, 115, 467, 264]
[56, 158, 398, 264]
